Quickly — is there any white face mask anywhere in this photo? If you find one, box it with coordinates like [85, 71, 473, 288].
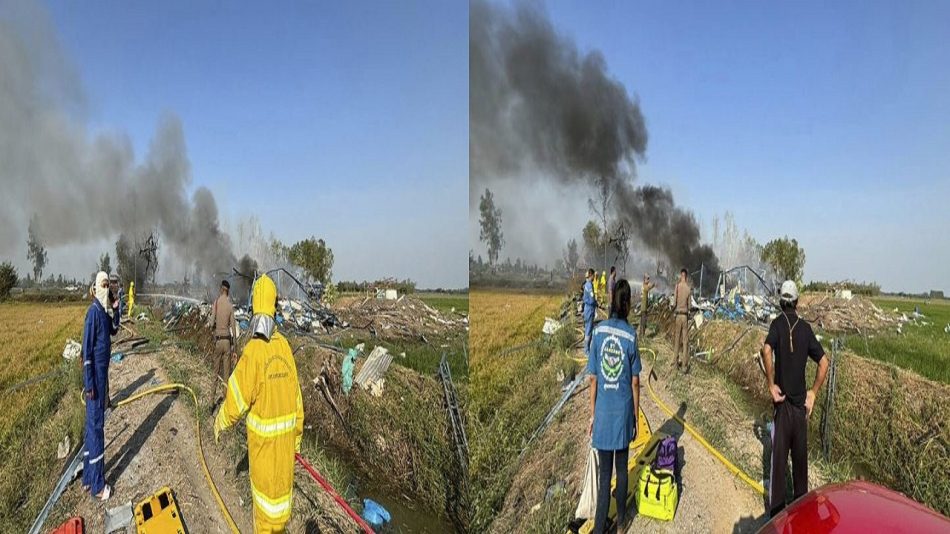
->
[95, 272, 110, 312]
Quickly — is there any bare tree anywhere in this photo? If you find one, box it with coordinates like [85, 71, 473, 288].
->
[588, 176, 614, 272]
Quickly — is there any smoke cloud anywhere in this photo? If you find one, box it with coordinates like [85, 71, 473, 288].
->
[471, 0, 719, 286]
[0, 0, 237, 282]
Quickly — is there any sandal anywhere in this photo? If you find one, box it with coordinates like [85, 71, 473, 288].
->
[96, 484, 112, 501]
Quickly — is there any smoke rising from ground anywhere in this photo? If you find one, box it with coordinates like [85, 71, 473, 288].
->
[0, 0, 236, 282]
[471, 0, 719, 285]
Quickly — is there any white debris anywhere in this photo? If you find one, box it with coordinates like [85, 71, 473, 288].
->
[542, 317, 563, 335]
[693, 312, 705, 329]
[62, 339, 81, 361]
[56, 435, 70, 459]
[834, 289, 853, 300]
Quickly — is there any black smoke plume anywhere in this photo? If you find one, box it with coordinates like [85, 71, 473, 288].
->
[471, 0, 719, 289]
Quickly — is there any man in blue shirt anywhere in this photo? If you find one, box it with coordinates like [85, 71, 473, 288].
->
[81, 271, 120, 500]
[588, 279, 641, 533]
[583, 268, 598, 354]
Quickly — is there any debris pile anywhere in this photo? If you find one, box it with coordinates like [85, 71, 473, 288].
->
[337, 295, 467, 341]
[797, 294, 903, 333]
[274, 298, 347, 335]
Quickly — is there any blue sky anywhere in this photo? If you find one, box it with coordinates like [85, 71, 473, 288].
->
[534, 0, 949, 293]
[43, 1, 468, 288]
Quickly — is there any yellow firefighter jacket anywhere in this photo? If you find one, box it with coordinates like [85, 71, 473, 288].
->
[214, 275, 304, 532]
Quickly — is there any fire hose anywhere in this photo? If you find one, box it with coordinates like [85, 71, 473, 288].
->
[295, 453, 376, 534]
[640, 347, 766, 496]
[79, 384, 240, 533]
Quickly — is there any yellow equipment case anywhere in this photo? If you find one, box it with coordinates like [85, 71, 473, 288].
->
[134, 486, 186, 534]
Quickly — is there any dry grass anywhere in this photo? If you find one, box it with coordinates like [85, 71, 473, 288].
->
[695, 319, 950, 516]
[0, 302, 88, 529]
[469, 290, 578, 531]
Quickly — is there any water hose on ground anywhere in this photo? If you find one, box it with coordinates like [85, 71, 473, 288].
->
[640, 347, 765, 496]
[82, 384, 241, 533]
[295, 453, 376, 534]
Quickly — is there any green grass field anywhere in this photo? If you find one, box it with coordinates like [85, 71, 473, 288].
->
[418, 292, 469, 314]
[842, 297, 950, 384]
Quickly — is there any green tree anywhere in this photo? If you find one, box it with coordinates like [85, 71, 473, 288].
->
[98, 252, 111, 274]
[0, 262, 17, 299]
[288, 237, 334, 285]
[26, 216, 47, 282]
[762, 236, 806, 282]
[478, 188, 504, 266]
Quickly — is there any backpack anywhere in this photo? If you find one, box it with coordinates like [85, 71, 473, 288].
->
[636, 466, 678, 521]
[654, 435, 678, 472]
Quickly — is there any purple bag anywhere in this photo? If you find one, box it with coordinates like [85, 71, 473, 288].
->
[654, 436, 678, 472]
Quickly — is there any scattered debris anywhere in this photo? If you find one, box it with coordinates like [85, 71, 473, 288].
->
[439, 353, 468, 476]
[354, 346, 392, 391]
[341, 346, 362, 395]
[377, 288, 399, 300]
[56, 436, 70, 460]
[361, 498, 391, 528]
[798, 294, 904, 333]
[62, 339, 81, 362]
[338, 295, 467, 341]
[542, 317, 563, 335]
[103, 501, 133, 534]
[135, 312, 150, 322]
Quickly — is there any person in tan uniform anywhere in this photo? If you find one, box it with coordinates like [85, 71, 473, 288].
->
[211, 280, 238, 393]
[672, 268, 691, 373]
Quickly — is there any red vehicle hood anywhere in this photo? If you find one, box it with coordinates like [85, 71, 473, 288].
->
[759, 480, 949, 534]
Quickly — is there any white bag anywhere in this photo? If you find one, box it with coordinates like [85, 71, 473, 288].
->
[575, 446, 599, 519]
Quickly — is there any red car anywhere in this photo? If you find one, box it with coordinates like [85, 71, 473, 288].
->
[759, 480, 949, 534]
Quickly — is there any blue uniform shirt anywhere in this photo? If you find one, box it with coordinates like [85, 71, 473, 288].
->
[587, 317, 641, 451]
[81, 299, 119, 396]
[583, 279, 597, 318]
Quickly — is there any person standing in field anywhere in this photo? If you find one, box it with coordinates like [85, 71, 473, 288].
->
[587, 279, 641, 533]
[211, 280, 238, 400]
[583, 268, 598, 354]
[81, 271, 120, 501]
[672, 268, 691, 373]
[639, 273, 655, 339]
[762, 280, 829, 517]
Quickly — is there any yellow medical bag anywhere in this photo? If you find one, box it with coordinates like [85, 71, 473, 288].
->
[636, 466, 678, 521]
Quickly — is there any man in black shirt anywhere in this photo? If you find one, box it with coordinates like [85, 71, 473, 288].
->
[762, 280, 829, 517]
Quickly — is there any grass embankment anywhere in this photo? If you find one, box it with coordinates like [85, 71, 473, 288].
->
[296, 346, 466, 530]
[469, 290, 577, 532]
[840, 297, 950, 384]
[0, 302, 87, 530]
[697, 319, 950, 516]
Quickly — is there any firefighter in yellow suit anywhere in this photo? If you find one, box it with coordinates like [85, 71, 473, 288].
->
[214, 274, 304, 533]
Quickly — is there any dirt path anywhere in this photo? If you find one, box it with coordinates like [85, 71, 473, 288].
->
[45, 342, 356, 533]
[491, 338, 772, 533]
[629, 343, 767, 533]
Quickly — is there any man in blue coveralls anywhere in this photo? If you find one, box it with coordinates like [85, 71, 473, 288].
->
[81, 271, 120, 500]
[583, 268, 598, 354]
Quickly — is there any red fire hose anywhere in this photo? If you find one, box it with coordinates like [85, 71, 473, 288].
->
[295, 453, 376, 534]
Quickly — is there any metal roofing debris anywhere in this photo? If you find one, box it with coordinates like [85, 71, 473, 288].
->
[354, 346, 392, 391]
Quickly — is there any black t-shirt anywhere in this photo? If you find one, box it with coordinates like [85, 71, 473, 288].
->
[765, 311, 825, 407]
